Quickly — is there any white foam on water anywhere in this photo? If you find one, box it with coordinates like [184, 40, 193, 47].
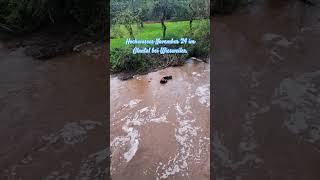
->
[112, 72, 210, 178]
[111, 105, 170, 166]
[272, 71, 320, 143]
[123, 99, 142, 109]
[192, 72, 201, 77]
[111, 136, 129, 149]
[156, 96, 205, 179]
[150, 115, 169, 123]
[123, 127, 139, 162]
[195, 84, 210, 107]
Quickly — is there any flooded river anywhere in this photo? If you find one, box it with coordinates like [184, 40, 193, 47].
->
[213, 0, 320, 179]
[110, 60, 210, 180]
[0, 43, 107, 179]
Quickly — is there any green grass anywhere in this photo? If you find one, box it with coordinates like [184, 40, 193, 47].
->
[110, 20, 204, 49]
[110, 19, 210, 73]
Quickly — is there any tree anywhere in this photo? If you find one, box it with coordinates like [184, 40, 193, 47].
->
[187, 0, 209, 30]
[152, 0, 176, 38]
[116, 9, 137, 38]
[188, 0, 196, 30]
[133, 8, 145, 28]
[132, 0, 151, 28]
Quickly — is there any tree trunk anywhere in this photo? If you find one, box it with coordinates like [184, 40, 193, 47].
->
[140, 21, 144, 28]
[126, 24, 134, 39]
[188, 2, 194, 30]
[161, 19, 166, 38]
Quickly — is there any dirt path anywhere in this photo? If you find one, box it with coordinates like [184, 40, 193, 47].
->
[213, 1, 320, 179]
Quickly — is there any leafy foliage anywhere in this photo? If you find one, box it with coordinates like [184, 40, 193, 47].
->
[115, 9, 138, 38]
[0, 0, 107, 36]
[186, 20, 210, 57]
[110, 47, 152, 73]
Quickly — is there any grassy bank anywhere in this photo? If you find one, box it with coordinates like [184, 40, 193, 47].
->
[111, 20, 204, 49]
[110, 20, 209, 75]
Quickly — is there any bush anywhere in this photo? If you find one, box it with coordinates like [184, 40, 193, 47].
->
[110, 47, 152, 73]
[110, 25, 125, 39]
[185, 20, 210, 57]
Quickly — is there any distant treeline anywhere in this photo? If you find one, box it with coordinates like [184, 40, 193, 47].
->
[213, 0, 251, 14]
[111, 0, 209, 39]
[0, 0, 107, 37]
[111, 0, 210, 23]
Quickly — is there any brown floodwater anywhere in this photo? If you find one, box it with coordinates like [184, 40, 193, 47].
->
[0, 43, 107, 179]
[213, 0, 320, 179]
[110, 60, 210, 180]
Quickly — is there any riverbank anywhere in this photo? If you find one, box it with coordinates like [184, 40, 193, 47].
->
[114, 56, 209, 80]
[1, 29, 208, 81]
[1, 23, 106, 60]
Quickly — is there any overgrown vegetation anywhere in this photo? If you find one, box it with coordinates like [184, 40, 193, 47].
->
[110, 47, 161, 73]
[0, 0, 107, 37]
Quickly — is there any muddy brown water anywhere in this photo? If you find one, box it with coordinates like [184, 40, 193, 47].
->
[213, 0, 320, 179]
[0, 44, 108, 179]
[110, 60, 210, 180]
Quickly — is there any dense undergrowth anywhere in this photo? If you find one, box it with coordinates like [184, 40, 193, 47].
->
[0, 0, 107, 37]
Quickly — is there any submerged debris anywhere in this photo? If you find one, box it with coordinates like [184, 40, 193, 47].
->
[160, 75, 173, 84]
[163, 75, 172, 80]
[160, 78, 168, 84]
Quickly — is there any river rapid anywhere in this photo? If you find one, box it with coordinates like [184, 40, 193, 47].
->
[110, 60, 210, 180]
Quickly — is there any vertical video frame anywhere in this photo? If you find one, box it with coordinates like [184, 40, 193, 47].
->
[110, 0, 210, 179]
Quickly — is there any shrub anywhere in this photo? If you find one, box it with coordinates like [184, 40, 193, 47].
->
[185, 20, 210, 57]
[110, 47, 152, 73]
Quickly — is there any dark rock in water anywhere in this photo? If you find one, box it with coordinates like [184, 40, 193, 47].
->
[160, 75, 172, 84]
[160, 78, 168, 84]
[163, 75, 172, 80]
